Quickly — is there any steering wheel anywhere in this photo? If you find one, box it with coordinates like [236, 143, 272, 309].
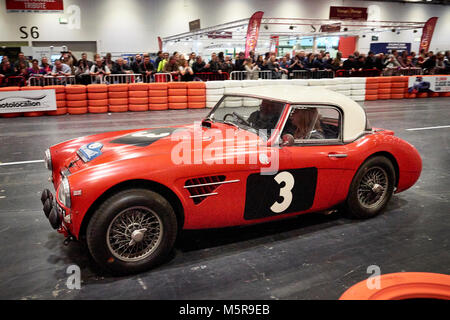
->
[232, 112, 251, 127]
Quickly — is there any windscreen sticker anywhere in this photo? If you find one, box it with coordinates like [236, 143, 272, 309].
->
[110, 128, 180, 147]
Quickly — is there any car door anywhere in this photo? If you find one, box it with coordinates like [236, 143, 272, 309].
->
[243, 104, 348, 220]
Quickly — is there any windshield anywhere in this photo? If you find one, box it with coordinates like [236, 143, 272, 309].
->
[206, 96, 286, 141]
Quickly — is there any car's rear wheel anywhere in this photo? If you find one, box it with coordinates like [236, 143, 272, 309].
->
[344, 156, 395, 219]
[86, 189, 177, 275]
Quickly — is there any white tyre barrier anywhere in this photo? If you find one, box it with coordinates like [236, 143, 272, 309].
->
[206, 94, 222, 102]
[207, 88, 225, 95]
[351, 95, 365, 102]
[225, 100, 243, 108]
[205, 81, 225, 89]
[351, 89, 366, 96]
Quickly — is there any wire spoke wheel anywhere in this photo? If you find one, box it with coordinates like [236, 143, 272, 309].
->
[357, 166, 389, 209]
[107, 206, 163, 262]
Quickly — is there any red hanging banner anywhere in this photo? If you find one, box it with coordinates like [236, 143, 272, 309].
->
[419, 17, 438, 53]
[158, 37, 163, 51]
[6, 0, 64, 12]
[245, 11, 264, 58]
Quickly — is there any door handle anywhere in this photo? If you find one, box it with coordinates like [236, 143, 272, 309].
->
[328, 153, 348, 158]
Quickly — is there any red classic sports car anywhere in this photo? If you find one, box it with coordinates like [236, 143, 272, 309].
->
[41, 86, 422, 274]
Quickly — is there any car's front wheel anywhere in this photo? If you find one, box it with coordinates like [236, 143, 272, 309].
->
[86, 189, 177, 275]
[344, 156, 395, 219]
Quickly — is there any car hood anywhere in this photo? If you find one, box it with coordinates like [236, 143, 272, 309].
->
[67, 123, 266, 171]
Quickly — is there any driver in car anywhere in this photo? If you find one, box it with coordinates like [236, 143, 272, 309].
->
[248, 100, 283, 132]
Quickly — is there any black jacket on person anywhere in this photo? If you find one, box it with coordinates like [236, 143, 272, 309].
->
[234, 58, 246, 71]
[343, 59, 356, 70]
[131, 60, 142, 73]
[0, 65, 17, 77]
[192, 61, 207, 74]
[208, 60, 222, 73]
[139, 62, 154, 73]
[365, 57, 376, 69]
[112, 63, 131, 74]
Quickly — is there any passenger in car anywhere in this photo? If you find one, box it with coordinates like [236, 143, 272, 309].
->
[281, 108, 324, 145]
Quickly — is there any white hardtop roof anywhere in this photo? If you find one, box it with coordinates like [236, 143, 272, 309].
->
[225, 85, 368, 142]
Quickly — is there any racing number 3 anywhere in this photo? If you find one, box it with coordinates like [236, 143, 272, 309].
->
[244, 167, 318, 220]
[270, 172, 294, 213]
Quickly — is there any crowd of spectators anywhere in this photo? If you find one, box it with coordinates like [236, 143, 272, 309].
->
[1, 48, 449, 85]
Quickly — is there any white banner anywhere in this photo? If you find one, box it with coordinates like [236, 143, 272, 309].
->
[408, 75, 450, 94]
[0, 89, 57, 114]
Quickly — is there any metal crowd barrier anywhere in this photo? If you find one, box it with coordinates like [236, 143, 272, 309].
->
[195, 72, 229, 81]
[4, 76, 26, 86]
[335, 69, 381, 77]
[28, 76, 76, 86]
[289, 70, 334, 79]
[150, 73, 173, 83]
[104, 73, 143, 84]
[399, 68, 422, 76]
[230, 70, 273, 80]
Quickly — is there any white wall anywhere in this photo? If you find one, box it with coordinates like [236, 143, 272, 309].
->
[0, 0, 449, 56]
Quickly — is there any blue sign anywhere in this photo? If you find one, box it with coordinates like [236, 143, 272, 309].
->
[370, 42, 411, 54]
[77, 142, 103, 162]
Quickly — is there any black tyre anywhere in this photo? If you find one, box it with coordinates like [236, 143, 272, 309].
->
[86, 189, 178, 275]
[344, 156, 395, 219]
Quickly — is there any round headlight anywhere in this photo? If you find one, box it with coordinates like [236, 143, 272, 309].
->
[57, 177, 71, 208]
[44, 149, 52, 171]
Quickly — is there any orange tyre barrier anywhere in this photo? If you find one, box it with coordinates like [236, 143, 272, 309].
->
[378, 89, 391, 95]
[66, 100, 88, 108]
[1, 113, 22, 118]
[109, 98, 128, 105]
[45, 85, 65, 93]
[87, 84, 108, 92]
[392, 82, 406, 88]
[378, 76, 392, 83]
[108, 91, 128, 99]
[21, 86, 43, 91]
[66, 93, 87, 101]
[129, 104, 148, 112]
[169, 102, 188, 110]
[67, 107, 88, 115]
[187, 82, 206, 89]
[168, 96, 187, 103]
[108, 84, 128, 92]
[129, 91, 148, 98]
[188, 95, 206, 102]
[0, 86, 20, 91]
[365, 95, 378, 101]
[24, 111, 45, 117]
[188, 102, 206, 109]
[148, 83, 168, 90]
[89, 99, 109, 106]
[391, 88, 404, 94]
[129, 97, 148, 104]
[440, 92, 450, 97]
[88, 92, 108, 100]
[46, 108, 67, 116]
[365, 89, 378, 96]
[128, 83, 149, 91]
[188, 88, 206, 96]
[417, 92, 429, 98]
[167, 82, 187, 89]
[366, 83, 379, 90]
[55, 93, 66, 100]
[109, 105, 128, 112]
[391, 93, 404, 99]
[149, 103, 169, 111]
[366, 77, 379, 84]
[65, 85, 86, 94]
[149, 89, 167, 97]
[378, 94, 391, 100]
[406, 93, 417, 98]
[168, 88, 187, 96]
[56, 100, 67, 108]
[339, 272, 450, 300]
[88, 106, 108, 113]
[429, 92, 440, 97]
[149, 97, 168, 104]
[378, 82, 391, 89]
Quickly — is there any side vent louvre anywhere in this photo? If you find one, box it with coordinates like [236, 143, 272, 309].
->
[185, 175, 226, 204]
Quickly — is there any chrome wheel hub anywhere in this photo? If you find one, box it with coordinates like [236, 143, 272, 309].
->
[357, 167, 388, 209]
[106, 206, 163, 262]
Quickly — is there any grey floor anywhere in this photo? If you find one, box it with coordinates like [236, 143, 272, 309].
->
[0, 98, 449, 300]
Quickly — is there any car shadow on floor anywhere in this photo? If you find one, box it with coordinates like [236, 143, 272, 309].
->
[49, 196, 408, 284]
